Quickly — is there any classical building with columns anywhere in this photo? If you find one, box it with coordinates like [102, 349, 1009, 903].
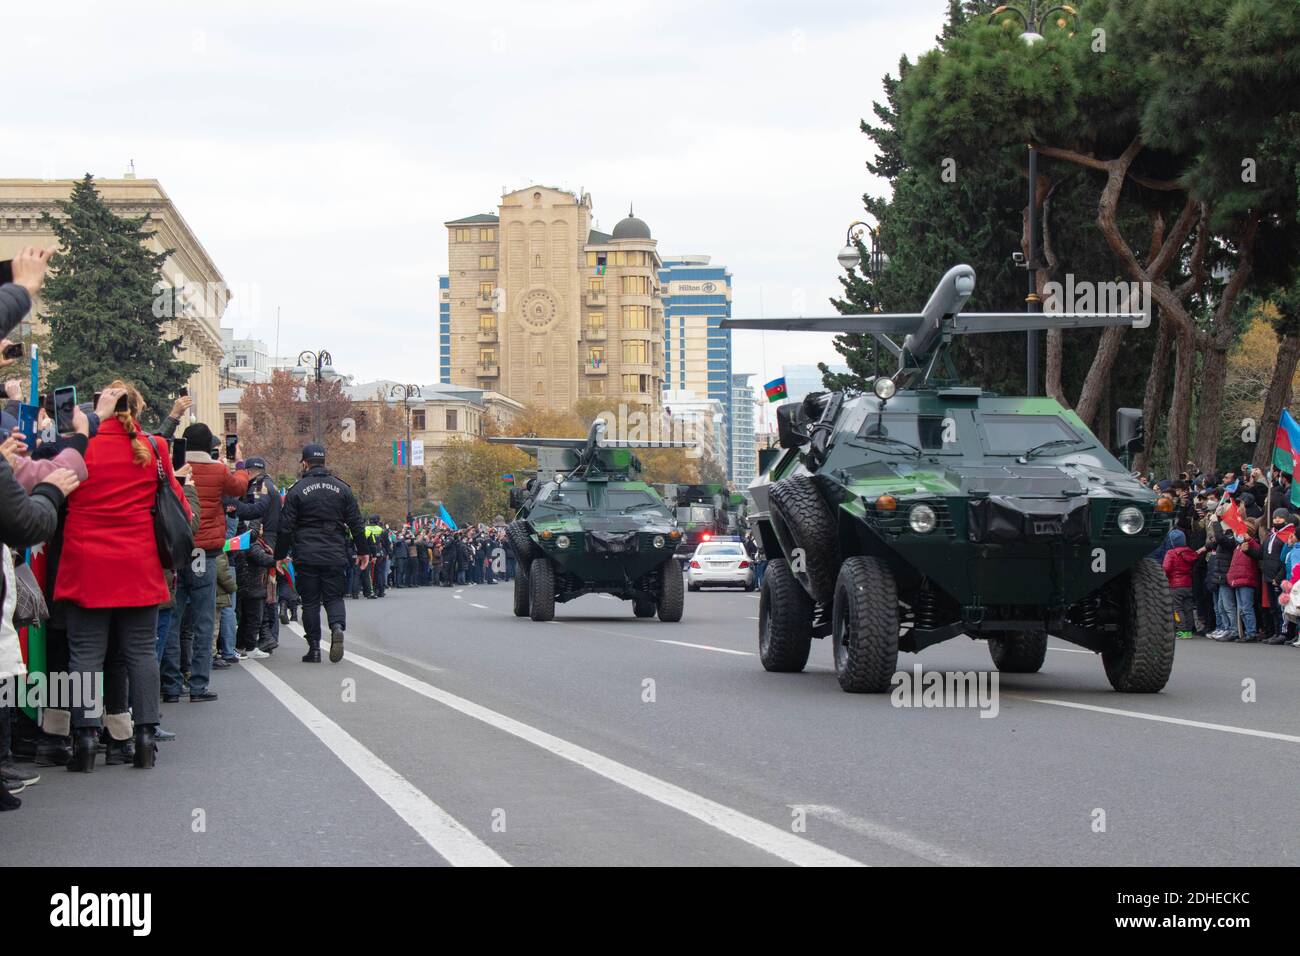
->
[444, 186, 665, 413]
[0, 177, 229, 426]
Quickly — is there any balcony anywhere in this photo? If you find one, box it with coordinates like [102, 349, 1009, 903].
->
[476, 327, 498, 343]
[476, 363, 499, 378]
[586, 289, 606, 307]
[584, 362, 608, 376]
[476, 293, 495, 310]
[583, 326, 606, 341]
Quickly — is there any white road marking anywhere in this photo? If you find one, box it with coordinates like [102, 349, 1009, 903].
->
[747, 616, 760, 621]
[789, 804, 982, 866]
[657, 639, 753, 657]
[470, 603, 488, 609]
[1023, 697, 1300, 744]
[285, 623, 443, 673]
[453, 594, 462, 600]
[341, 649, 863, 866]
[241, 659, 506, 867]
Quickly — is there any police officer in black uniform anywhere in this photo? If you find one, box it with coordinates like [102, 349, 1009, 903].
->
[275, 444, 371, 663]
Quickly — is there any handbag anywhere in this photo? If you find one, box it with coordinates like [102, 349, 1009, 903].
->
[146, 435, 194, 570]
[11, 557, 48, 628]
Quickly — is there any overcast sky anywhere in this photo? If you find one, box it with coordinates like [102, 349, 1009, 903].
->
[6, 0, 948, 429]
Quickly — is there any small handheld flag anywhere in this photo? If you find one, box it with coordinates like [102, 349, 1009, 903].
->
[223, 532, 251, 553]
[763, 377, 788, 402]
[1222, 500, 1249, 539]
[502, 473, 515, 485]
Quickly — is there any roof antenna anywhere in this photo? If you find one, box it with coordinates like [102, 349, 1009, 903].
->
[628, 203, 634, 218]
[125, 159, 136, 180]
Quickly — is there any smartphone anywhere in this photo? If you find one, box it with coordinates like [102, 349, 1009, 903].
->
[2, 342, 22, 360]
[53, 386, 77, 434]
[170, 436, 187, 471]
[16, 403, 39, 448]
[179, 386, 188, 398]
[0, 261, 11, 286]
[224, 433, 238, 461]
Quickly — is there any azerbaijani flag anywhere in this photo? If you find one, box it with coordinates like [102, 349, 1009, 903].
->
[277, 558, 296, 587]
[502, 473, 515, 485]
[1274, 409, 1300, 474]
[764, 376, 788, 402]
[437, 503, 458, 531]
[392, 440, 408, 466]
[223, 531, 251, 552]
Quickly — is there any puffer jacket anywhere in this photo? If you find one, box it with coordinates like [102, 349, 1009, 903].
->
[235, 534, 276, 599]
[215, 552, 236, 609]
[186, 451, 250, 551]
[1205, 521, 1236, 590]
[0, 283, 31, 339]
[1227, 535, 1261, 589]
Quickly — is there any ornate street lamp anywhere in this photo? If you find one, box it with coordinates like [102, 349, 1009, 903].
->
[298, 349, 334, 443]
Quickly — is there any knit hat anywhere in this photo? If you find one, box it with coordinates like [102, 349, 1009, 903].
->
[182, 422, 213, 454]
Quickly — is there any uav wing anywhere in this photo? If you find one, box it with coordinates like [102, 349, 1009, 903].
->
[720, 314, 923, 334]
[486, 436, 587, 449]
[598, 440, 697, 449]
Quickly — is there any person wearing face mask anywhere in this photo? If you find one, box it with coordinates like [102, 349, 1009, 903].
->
[1204, 497, 1238, 639]
[1259, 509, 1295, 644]
[1225, 514, 1262, 642]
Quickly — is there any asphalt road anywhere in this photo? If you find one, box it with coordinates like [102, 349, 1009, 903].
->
[7, 575, 1300, 866]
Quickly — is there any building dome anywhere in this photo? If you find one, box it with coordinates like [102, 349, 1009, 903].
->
[612, 205, 652, 240]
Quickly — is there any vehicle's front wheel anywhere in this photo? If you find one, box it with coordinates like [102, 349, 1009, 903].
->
[658, 563, 684, 622]
[769, 475, 840, 603]
[528, 558, 555, 622]
[758, 558, 812, 672]
[633, 598, 656, 618]
[986, 630, 1047, 673]
[1103, 559, 1175, 692]
[512, 568, 530, 617]
[831, 556, 899, 693]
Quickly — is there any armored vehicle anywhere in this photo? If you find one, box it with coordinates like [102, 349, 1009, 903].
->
[723, 264, 1175, 693]
[491, 422, 690, 623]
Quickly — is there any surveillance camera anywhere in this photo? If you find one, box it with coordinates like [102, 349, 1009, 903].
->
[1011, 252, 1025, 264]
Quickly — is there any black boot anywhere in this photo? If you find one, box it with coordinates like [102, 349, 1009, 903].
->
[34, 733, 72, 767]
[329, 624, 345, 663]
[279, 604, 291, 625]
[302, 644, 321, 663]
[67, 728, 98, 773]
[132, 726, 157, 769]
[103, 729, 135, 766]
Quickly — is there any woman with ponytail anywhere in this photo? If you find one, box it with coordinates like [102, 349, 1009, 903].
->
[55, 382, 190, 772]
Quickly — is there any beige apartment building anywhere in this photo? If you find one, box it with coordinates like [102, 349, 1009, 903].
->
[0, 177, 228, 426]
[444, 186, 664, 413]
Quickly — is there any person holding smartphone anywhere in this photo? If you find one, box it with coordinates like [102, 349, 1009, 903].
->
[54, 382, 189, 771]
[0, 246, 54, 341]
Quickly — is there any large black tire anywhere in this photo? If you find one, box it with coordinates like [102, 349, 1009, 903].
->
[768, 475, 839, 603]
[506, 521, 537, 569]
[512, 569, 530, 617]
[831, 556, 899, 693]
[657, 563, 684, 622]
[986, 630, 1048, 673]
[758, 558, 813, 672]
[528, 558, 555, 622]
[1104, 559, 1175, 692]
[633, 598, 656, 618]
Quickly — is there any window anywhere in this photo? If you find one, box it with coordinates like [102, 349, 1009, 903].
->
[534, 351, 544, 367]
[621, 275, 650, 295]
[588, 277, 604, 292]
[622, 305, 649, 329]
[622, 339, 647, 364]
[589, 378, 605, 396]
[533, 254, 542, 268]
[586, 251, 599, 267]
[479, 314, 496, 331]
[587, 312, 605, 331]
[479, 281, 493, 297]
[479, 227, 496, 242]
[609, 250, 626, 266]
[479, 255, 496, 270]
[589, 346, 604, 367]
[446, 409, 458, 431]
[224, 412, 237, 433]
[479, 348, 496, 365]
[296, 415, 310, 434]
[622, 374, 646, 393]
[411, 410, 426, 431]
[234, 355, 248, 367]
[453, 227, 472, 242]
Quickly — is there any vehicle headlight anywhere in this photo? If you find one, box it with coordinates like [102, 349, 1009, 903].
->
[873, 377, 896, 401]
[556, 535, 571, 549]
[1117, 506, 1145, 535]
[653, 535, 665, 549]
[908, 504, 937, 534]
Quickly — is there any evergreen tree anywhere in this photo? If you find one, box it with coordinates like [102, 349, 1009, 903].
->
[41, 174, 194, 423]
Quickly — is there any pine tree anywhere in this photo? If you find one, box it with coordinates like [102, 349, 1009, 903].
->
[41, 174, 195, 423]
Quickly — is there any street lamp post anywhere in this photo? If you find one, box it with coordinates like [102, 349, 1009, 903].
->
[988, 2, 1078, 396]
[390, 384, 422, 525]
[297, 349, 334, 444]
[838, 217, 889, 375]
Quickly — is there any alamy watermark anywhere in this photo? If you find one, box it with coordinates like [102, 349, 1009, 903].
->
[2, 671, 102, 718]
[890, 664, 999, 718]
[1043, 274, 1151, 328]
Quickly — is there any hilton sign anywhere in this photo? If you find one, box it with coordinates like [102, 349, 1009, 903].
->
[666, 280, 728, 297]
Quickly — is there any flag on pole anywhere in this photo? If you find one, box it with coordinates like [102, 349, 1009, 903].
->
[223, 531, 251, 552]
[277, 558, 296, 588]
[437, 503, 458, 531]
[1274, 409, 1300, 474]
[392, 440, 408, 466]
[763, 377, 788, 402]
[502, 473, 515, 485]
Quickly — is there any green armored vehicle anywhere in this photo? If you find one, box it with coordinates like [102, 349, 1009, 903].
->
[724, 264, 1175, 694]
[491, 422, 689, 623]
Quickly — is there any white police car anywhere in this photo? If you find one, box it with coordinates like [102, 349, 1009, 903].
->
[686, 539, 755, 591]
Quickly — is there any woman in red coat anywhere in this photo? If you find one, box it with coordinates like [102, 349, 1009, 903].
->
[55, 382, 190, 771]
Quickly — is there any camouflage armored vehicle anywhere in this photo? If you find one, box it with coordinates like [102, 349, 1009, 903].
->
[724, 264, 1175, 693]
[491, 422, 690, 623]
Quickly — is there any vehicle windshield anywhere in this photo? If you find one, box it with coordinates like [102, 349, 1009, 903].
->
[530, 485, 583, 517]
[696, 543, 744, 556]
[979, 414, 1088, 456]
[606, 489, 671, 515]
[854, 413, 949, 454]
